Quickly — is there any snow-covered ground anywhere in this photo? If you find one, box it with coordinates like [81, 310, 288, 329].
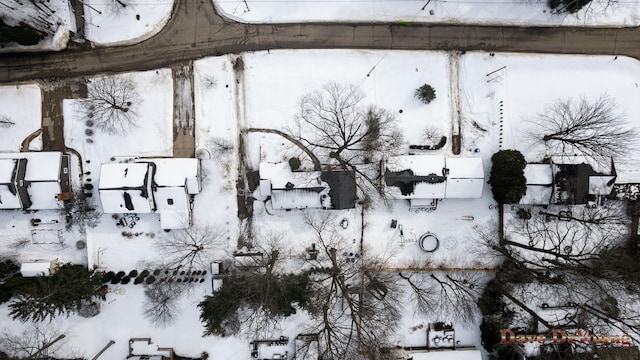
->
[214, 0, 640, 26]
[0, 0, 73, 52]
[0, 84, 42, 151]
[2, 50, 640, 359]
[83, 0, 174, 46]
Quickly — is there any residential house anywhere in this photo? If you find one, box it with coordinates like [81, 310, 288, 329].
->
[258, 162, 356, 210]
[99, 158, 200, 229]
[0, 152, 70, 210]
[384, 155, 484, 208]
[520, 156, 616, 205]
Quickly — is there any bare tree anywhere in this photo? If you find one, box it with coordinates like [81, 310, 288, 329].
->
[0, 324, 67, 359]
[399, 270, 486, 326]
[293, 82, 404, 199]
[80, 76, 141, 135]
[154, 225, 226, 271]
[302, 212, 402, 359]
[476, 212, 640, 344]
[421, 125, 443, 144]
[530, 94, 636, 163]
[143, 280, 182, 327]
[0, 115, 14, 127]
[106, 0, 129, 15]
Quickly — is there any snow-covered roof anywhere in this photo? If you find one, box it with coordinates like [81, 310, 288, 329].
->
[385, 156, 483, 199]
[520, 185, 553, 205]
[155, 187, 190, 229]
[0, 159, 16, 184]
[386, 155, 446, 176]
[446, 178, 484, 198]
[0, 152, 62, 181]
[411, 182, 447, 199]
[410, 349, 482, 360]
[615, 171, 640, 184]
[28, 182, 63, 209]
[524, 164, 553, 185]
[20, 259, 58, 277]
[550, 155, 612, 175]
[137, 158, 199, 190]
[0, 185, 21, 209]
[589, 175, 615, 195]
[260, 162, 325, 189]
[99, 189, 153, 213]
[0, 159, 20, 209]
[271, 189, 327, 210]
[99, 163, 150, 189]
[447, 157, 484, 179]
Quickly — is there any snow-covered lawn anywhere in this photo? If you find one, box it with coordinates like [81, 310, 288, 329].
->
[0, 84, 42, 151]
[64, 70, 173, 163]
[214, 0, 640, 26]
[83, 0, 174, 46]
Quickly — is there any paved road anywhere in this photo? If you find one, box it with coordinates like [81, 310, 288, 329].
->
[0, 0, 636, 83]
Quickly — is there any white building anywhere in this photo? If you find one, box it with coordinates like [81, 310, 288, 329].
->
[259, 162, 331, 210]
[20, 259, 59, 277]
[0, 152, 71, 210]
[384, 155, 484, 207]
[99, 158, 200, 229]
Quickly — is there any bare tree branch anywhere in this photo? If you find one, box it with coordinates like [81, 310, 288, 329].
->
[80, 77, 141, 135]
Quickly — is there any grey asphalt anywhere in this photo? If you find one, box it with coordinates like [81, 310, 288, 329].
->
[0, 0, 636, 83]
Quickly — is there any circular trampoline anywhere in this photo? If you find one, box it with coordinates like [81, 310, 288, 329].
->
[418, 233, 440, 252]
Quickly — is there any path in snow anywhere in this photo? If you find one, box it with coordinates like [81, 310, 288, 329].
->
[448, 51, 462, 155]
[172, 64, 196, 157]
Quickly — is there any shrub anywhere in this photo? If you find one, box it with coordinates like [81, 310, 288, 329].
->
[102, 271, 115, 283]
[145, 276, 156, 284]
[139, 270, 150, 278]
[134, 276, 145, 285]
[415, 84, 437, 104]
[288, 157, 301, 171]
[120, 276, 131, 285]
[128, 270, 138, 278]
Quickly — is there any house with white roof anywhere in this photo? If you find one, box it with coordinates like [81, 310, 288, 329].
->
[0, 152, 71, 210]
[384, 155, 484, 208]
[259, 162, 331, 210]
[99, 158, 200, 229]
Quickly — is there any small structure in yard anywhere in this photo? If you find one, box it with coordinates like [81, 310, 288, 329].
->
[99, 158, 200, 229]
[384, 155, 484, 208]
[20, 258, 59, 277]
[259, 162, 330, 210]
[0, 152, 71, 210]
[127, 338, 173, 360]
[520, 156, 616, 206]
[250, 336, 290, 359]
[388, 322, 482, 360]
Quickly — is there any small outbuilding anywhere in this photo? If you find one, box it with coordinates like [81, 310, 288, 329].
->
[20, 259, 58, 277]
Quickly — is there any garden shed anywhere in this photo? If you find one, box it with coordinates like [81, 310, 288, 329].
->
[20, 258, 58, 277]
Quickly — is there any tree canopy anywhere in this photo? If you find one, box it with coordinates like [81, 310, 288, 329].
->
[488, 150, 527, 204]
[8, 264, 103, 322]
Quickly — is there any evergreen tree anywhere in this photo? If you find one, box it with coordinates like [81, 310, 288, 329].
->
[8, 264, 102, 322]
[488, 150, 527, 204]
[415, 84, 437, 104]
